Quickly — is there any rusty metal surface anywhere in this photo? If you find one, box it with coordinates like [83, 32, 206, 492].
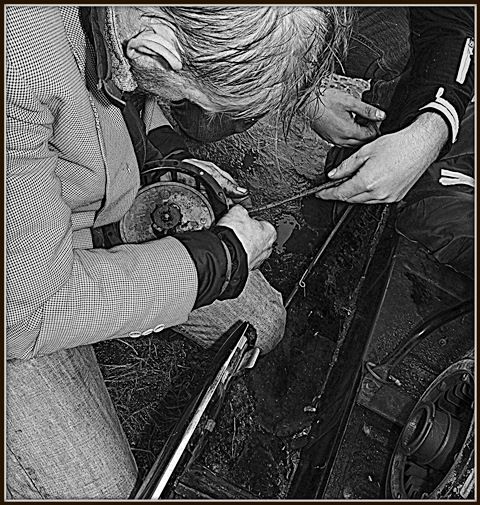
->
[357, 379, 416, 426]
[120, 182, 215, 242]
[323, 406, 403, 499]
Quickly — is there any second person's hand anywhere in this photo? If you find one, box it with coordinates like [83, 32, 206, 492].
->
[315, 112, 449, 204]
[307, 88, 385, 147]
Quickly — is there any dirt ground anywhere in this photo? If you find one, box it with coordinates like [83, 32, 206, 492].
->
[93, 76, 373, 496]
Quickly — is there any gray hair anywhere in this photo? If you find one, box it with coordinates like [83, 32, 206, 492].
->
[137, 6, 352, 120]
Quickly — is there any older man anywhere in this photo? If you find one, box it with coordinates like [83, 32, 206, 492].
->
[6, 5, 349, 499]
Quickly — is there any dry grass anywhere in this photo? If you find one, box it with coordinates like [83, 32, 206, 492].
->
[94, 331, 215, 475]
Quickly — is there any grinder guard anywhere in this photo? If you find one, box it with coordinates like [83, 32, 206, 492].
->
[93, 159, 229, 248]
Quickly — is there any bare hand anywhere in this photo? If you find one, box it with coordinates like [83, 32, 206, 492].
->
[316, 113, 449, 204]
[307, 88, 385, 147]
[217, 205, 276, 270]
[183, 158, 248, 199]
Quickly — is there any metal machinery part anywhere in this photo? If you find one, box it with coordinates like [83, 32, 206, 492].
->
[135, 321, 259, 499]
[388, 355, 474, 499]
[120, 160, 229, 243]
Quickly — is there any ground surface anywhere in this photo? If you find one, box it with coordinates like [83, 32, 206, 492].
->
[93, 77, 473, 499]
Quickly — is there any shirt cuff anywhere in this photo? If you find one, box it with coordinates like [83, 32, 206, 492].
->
[173, 226, 249, 309]
[418, 87, 460, 143]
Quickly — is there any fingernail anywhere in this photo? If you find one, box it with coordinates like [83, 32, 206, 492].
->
[328, 169, 337, 178]
[376, 110, 385, 120]
[237, 186, 248, 194]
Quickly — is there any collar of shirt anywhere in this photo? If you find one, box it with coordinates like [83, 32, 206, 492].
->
[82, 7, 138, 108]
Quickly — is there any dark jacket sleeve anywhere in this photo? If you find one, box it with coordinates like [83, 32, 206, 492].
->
[391, 7, 474, 146]
[146, 125, 249, 308]
[147, 125, 193, 161]
[174, 227, 248, 309]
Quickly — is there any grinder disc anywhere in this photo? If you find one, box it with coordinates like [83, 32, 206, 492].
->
[120, 181, 216, 243]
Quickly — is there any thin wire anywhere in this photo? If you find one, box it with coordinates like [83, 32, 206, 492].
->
[284, 205, 354, 309]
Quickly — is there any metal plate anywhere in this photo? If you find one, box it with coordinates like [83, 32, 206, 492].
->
[120, 181, 215, 243]
[388, 357, 474, 499]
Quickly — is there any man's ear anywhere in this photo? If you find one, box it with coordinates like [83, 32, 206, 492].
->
[125, 22, 182, 71]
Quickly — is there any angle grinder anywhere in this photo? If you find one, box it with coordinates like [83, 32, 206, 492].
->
[93, 159, 229, 248]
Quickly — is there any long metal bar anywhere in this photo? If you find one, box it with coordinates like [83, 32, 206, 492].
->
[249, 177, 349, 215]
[135, 324, 250, 499]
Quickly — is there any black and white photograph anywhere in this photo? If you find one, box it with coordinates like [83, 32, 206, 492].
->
[5, 4, 475, 500]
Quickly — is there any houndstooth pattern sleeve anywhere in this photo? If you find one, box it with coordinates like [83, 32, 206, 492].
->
[6, 6, 198, 359]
